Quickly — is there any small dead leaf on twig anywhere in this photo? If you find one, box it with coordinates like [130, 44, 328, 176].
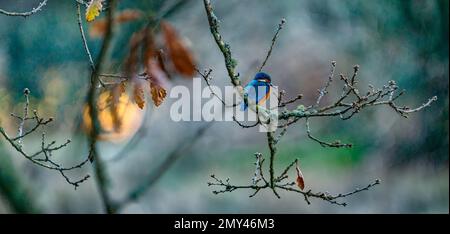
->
[133, 83, 145, 109]
[150, 82, 167, 107]
[161, 21, 196, 77]
[146, 60, 168, 107]
[119, 81, 126, 94]
[295, 161, 305, 190]
[142, 28, 168, 107]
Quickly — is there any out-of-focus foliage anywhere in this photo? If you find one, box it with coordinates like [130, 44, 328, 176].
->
[82, 91, 144, 142]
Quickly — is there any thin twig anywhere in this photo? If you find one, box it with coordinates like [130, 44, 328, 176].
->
[0, 0, 48, 17]
[267, 131, 276, 189]
[196, 68, 239, 107]
[16, 89, 30, 146]
[251, 152, 264, 185]
[278, 94, 303, 108]
[203, 0, 240, 86]
[258, 18, 286, 72]
[314, 61, 336, 107]
[76, 3, 95, 71]
[0, 90, 91, 189]
[75, 0, 89, 7]
[0, 126, 90, 172]
[306, 118, 352, 148]
[275, 158, 298, 182]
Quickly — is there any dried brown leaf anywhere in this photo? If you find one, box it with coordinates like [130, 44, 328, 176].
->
[119, 81, 126, 94]
[133, 83, 145, 109]
[150, 82, 167, 107]
[161, 21, 196, 77]
[146, 58, 169, 106]
[142, 26, 169, 107]
[295, 162, 305, 190]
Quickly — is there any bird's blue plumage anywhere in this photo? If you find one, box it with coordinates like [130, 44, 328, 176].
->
[241, 72, 272, 111]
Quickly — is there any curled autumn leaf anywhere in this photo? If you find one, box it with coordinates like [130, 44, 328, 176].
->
[161, 21, 196, 77]
[295, 161, 305, 190]
[118, 80, 126, 93]
[142, 27, 168, 107]
[148, 61, 168, 107]
[86, 0, 104, 22]
[150, 82, 167, 107]
[133, 83, 145, 109]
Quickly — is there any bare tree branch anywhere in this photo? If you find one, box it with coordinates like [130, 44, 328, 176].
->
[202, 0, 436, 207]
[306, 118, 352, 148]
[85, 0, 118, 214]
[0, 0, 48, 17]
[203, 0, 240, 87]
[76, 3, 95, 71]
[15, 88, 30, 146]
[314, 61, 336, 108]
[0, 89, 91, 190]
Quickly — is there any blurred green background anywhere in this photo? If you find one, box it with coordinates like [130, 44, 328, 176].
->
[0, 0, 448, 213]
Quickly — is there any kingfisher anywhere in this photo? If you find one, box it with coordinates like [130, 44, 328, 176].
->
[240, 72, 273, 111]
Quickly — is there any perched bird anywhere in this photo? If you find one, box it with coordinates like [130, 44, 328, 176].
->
[241, 72, 273, 111]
